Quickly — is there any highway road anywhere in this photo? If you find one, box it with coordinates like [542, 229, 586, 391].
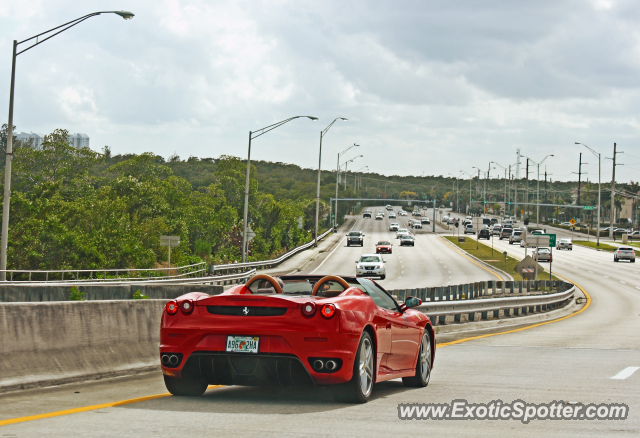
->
[1, 206, 638, 437]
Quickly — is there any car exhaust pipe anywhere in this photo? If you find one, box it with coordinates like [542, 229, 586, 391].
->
[313, 360, 324, 370]
[325, 360, 337, 371]
[169, 355, 179, 366]
[161, 354, 170, 365]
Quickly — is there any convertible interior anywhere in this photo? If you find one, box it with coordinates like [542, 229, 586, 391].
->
[245, 274, 366, 298]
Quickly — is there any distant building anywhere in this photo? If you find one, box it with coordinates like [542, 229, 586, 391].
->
[15, 132, 45, 150]
[68, 133, 90, 149]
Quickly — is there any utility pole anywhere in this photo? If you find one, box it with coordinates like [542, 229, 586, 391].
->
[610, 143, 618, 239]
[577, 153, 583, 224]
[525, 158, 529, 221]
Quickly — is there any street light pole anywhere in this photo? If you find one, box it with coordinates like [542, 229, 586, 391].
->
[577, 142, 602, 246]
[522, 154, 554, 227]
[334, 144, 360, 230]
[314, 118, 347, 247]
[242, 116, 318, 262]
[0, 10, 135, 280]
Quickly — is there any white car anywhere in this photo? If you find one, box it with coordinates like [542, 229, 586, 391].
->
[389, 223, 399, 231]
[396, 228, 410, 238]
[421, 217, 431, 225]
[355, 254, 387, 279]
[614, 247, 636, 263]
[388, 212, 396, 219]
[533, 247, 552, 262]
[398, 210, 407, 216]
[557, 239, 573, 250]
[413, 222, 423, 229]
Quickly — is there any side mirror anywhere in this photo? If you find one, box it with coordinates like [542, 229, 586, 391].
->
[402, 296, 422, 311]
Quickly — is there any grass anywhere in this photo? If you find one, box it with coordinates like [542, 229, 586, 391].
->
[572, 240, 617, 252]
[444, 236, 562, 282]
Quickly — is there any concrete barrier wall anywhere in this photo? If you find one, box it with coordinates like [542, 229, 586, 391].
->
[0, 300, 166, 393]
[0, 284, 224, 302]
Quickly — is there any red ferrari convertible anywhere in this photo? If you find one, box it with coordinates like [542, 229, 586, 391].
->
[160, 274, 434, 403]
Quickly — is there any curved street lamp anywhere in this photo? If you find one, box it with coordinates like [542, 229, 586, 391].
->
[576, 142, 601, 245]
[314, 118, 347, 247]
[1, 11, 135, 280]
[334, 144, 360, 229]
[242, 116, 318, 262]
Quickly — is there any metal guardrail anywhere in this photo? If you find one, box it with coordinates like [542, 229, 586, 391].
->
[0, 262, 207, 283]
[389, 279, 575, 324]
[0, 227, 332, 284]
[10, 269, 257, 287]
[211, 228, 333, 273]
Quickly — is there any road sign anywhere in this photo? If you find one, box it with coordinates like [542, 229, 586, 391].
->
[583, 206, 594, 210]
[243, 226, 256, 243]
[160, 236, 180, 247]
[515, 255, 543, 280]
[520, 209, 524, 214]
[485, 208, 488, 212]
[548, 233, 556, 247]
[525, 235, 550, 247]
[569, 218, 576, 225]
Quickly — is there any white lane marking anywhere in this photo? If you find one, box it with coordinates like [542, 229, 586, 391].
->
[309, 220, 358, 274]
[611, 367, 640, 380]
[588, 271, 593, 273]
[620, 281, 626, 284]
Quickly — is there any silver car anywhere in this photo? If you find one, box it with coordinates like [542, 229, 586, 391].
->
[356, 254, 387, 279]
[614, 247, 636, 263]
[509, 230, 523, 244]
[533, 247, 552, 262]
[557, 239, 573, 250]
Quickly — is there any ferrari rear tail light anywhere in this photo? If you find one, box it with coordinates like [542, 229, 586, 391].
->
[166, 301, 178, 315]
[180, 299, 194, 315]
[320, 303, 336, 319]
[301, 302, 316, 317]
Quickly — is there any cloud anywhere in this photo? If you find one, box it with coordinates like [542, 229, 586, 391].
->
[0, 0, 638, 182]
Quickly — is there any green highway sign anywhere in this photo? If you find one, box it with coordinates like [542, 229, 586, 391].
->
[583, 206, 594, 210]
[548, 233, 556, 248]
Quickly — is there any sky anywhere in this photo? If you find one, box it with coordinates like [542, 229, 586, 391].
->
[1, 0, 639, 184]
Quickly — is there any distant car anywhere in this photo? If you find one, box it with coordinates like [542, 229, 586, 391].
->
[533, 247, 552, 262]
[375, 214, 383, 220]
[398, 210, 407, 216]
[499, 227, 513, 240]
[412, 211, 421, 217]
[389, 223, 399, 231]
[509, 230, 523, 244]
[376, 241, 393, 254]
[386, 205, 393, 211]
[557, 239, 573, 250]
[388, 212, 396, 219]
[629, 231, 639, 240]
[614, 247, 636, 263]
[490, 218, 498, 225]
[363, 210, 372, 218]
[464, 224, 475, 235]
[396, 228, 409, 239]
[477, 229, 491, 240]
[442, 216, 450, 223]
[413, 222, 423, 229]
[421, 217, 431, 225]
[560, 222, 572, 226]
[531, 230, 545, 235]
[378, 211, 385, 217]
[491, 225, 502, 236]
[356, 254, 387, 279]
[399, 235, 415, 246]
[347, 231, 364, 247]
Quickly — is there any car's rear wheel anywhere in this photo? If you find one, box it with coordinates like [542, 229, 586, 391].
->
[402, 331, 432, 387]
[163, 374, 208, 397]
[330, 332, 374, 403]
[614, 257, 618, 262]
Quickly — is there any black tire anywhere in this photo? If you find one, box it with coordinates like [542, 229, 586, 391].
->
[402, 330, 432, 387]
[330, 332, 374, 403]
[380, 275, 386, 280]
[509, 241, 513, 245]
[163, 374, 208, 397]
[632, 259, 635, 263]
[614, 257, 618, 262]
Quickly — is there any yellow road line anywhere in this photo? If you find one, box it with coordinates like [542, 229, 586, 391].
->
[0, 385, 223, 427]
[436, 275, 591, 348]
[438, 235, 503, 281]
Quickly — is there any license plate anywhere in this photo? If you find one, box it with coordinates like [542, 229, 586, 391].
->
[226, 336, 259, 353]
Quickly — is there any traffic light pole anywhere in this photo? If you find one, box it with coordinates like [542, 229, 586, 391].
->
[432, 199, 436, 233]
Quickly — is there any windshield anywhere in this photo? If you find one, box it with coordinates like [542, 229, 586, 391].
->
[357, 278, 398, 311]
[377, 241, 391, 246]
[349, 231, 361, 236]
[398, 228, 407, 232]
[401, 235, 413, 239]
[360, 256, 382, 263]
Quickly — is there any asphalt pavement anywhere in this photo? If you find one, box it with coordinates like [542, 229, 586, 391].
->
[1, 206, 638, 437]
